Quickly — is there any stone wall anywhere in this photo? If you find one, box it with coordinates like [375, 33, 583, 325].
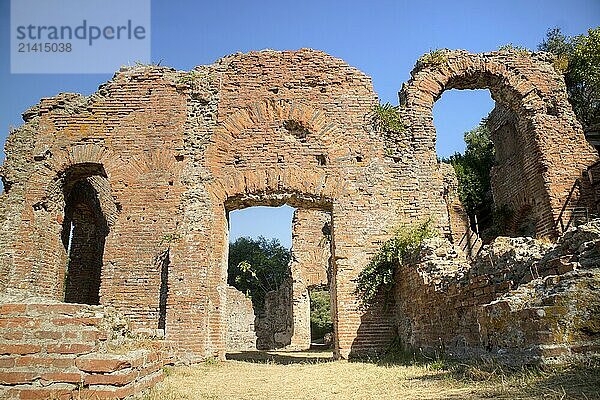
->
[0, 48, 596, 363]
[225, 286, 256, 352]
[0, 298, 167, 399]
[395, 219, 600, 365]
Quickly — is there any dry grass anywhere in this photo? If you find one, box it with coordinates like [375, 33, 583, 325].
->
[143, 351, 600, 400]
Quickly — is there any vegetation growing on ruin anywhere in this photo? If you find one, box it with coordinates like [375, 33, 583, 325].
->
[539, 27, 600, 131]
[228, 236, 291, 311]
[371, 103, 405, 134]
[417, 49, 448, 67]
[497, 43, 531, 56]
[355, 220, 436, 308]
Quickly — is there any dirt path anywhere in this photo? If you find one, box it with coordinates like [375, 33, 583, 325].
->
[143, 351, 600, 400]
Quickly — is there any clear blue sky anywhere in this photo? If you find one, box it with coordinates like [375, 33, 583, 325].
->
[1, 0, 598, 247]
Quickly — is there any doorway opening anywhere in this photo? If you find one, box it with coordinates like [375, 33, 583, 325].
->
[61, 164, 109, 305]
[225, 204, 335, 356]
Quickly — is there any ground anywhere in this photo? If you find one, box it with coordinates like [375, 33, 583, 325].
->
[143, 351, 600, 400]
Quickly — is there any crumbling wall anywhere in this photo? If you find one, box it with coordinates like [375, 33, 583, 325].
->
[400, 50, 598, 239]
[0, 297, 167, 399]
[225, 286, 256, 351]
[288, 209, 332, 349]
[255, 279, 294, 350]
[439, 162, 477, 256]
[395, 219, 600, 365]
[0, 48, 597, 363]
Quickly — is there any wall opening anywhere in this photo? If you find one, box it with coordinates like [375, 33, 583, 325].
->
[434, 88, 535, 243]
[224, 204, 335, 354]
[226, 205, 295, 352]
[157, 250, 170, 332]
[61, 164, 109, 305]
[309, 285, 333, 348]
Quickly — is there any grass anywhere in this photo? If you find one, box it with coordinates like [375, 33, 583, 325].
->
[142, 350, 600, 399]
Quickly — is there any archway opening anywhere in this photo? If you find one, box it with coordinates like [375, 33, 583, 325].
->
[61, 164, 109, 305]
[434, 88, 535, 245]
[224, 203, 335, 358]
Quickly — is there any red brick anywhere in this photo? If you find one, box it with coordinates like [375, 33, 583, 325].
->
[52, 317, 102, 327]
[32, 330, 63, 340]
[76, 357, 131, 373]
[15, 355, 75, 368]
[0, 304, 27, 315]
[0, 356, 15, 368]
[0, 371, 37, 384]
[46, 343, 94, 355]
[0, 343, 42, 355]
[2, 331, 24, 340]
[83, 369, 136, 386]
[27, 304, 83, 315]
[15, 388, 74, 400]
[0, 317, 39, 328]
[40, 371, 82, 384]
[79, 384, 136, 399]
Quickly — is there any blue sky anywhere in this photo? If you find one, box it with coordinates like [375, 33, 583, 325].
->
[1, 0, 598, 247]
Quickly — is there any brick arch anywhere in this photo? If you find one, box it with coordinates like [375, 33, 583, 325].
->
[206, 166, 348, 207]
[196, 100, 358, 359]
[9, 144, 123, 298]
[400, 50, 598, 237]
[210, 99, 350, 169]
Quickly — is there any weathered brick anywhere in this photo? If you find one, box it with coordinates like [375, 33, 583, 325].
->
[46, 343, 94, 355]
[0, 344, 42, 355]
[0, 356, 15, 368]
[0, 371, 37, 384]
[76, 354, 132, 373]
[40, 372, 82, 384]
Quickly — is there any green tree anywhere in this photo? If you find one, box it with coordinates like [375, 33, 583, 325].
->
[228, 236, 291, 311]
[539, 27, 600, 130]
[444, 121, 495, 217]
[309, 289, 333, 340]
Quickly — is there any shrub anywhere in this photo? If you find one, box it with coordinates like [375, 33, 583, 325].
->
[354, 219, 436, 308]
[417, 49, 448, 67]
[371, 103, 405, 134]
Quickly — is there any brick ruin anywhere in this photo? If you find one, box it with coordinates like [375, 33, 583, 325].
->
[0, 48, 599, 397]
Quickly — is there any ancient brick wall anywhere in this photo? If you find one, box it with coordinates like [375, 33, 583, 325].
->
[399, 50, 598, 239]
[0, 300, 166, 399]
[288, 209, 331, 349]
[225, 286, 256, 351]
[395, 220, 600, 364]
[0, 48, 596, 364]
[439, 162, 475, 254]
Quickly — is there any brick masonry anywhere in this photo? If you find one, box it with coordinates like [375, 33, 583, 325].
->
[0, 48, 598, 365]
[0, 300, 167, 399]
[395, 219, 600, 365]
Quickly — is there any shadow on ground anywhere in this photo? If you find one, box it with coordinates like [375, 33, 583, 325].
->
[226, 350, 334, 365]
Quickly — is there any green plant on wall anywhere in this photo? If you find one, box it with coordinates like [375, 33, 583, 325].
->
[497, 43, 531, 56]
[371, 103, 405, 134]
[417, 49, 448, 67]
[354, 219, 436, 308]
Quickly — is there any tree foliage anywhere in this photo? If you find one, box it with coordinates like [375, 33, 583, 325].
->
[309, 289, 333, 340]
[228, 236, 291, 311]
[539, 27, 600, 130]
[444, 121, 495, 217]
[354, 220, 436, 308]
